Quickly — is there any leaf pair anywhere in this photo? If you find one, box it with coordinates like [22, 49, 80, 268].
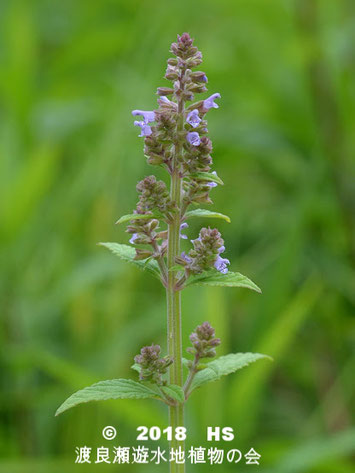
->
[99, 242, 261, 293]
[116, 208, 231, 225]
[56, 353, 270, 415]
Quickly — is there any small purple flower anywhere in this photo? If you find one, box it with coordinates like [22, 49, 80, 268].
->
[159, 96, 171, 104]
[218, 245, 225, 254]
[187, 132, 201, 146]
[207, 171, 218, 188]
[203, 93, 221, 110]
[134, 120, 152, 137]
[180, 222, 189, 239]
[186, 109, 201, 128]
[214, 255, 230, 274]
[132, 110, 155, 124]
[129, 233, 139, 244]
[181, 252, 192, 264]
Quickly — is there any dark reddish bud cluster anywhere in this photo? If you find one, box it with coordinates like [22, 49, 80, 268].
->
[136, 176, 172, 214]
[187, 322, 221, 359]
[134, 344, 173, 385]
[170, 33, 203, 67]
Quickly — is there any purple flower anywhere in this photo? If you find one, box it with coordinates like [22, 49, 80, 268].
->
[218, 245, 225, 254]
[132, 110, 155, 124]
[134, 120, 152, 137]
[181, 252, 192, 264]
[186, 109, 201, 128]
[129, 233, 139, 244]
[214, 255, 230, 274]
[180, 222, 189, 239]
[159, 96, 171, 104]
[207, 171, 218, 188]
[186, 132, 201, 146]
[203, 93, 221, 110]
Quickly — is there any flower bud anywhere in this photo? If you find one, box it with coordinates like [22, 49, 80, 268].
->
[182, 90, 194, 102]
[186, 51, 203, 67]
[165, 65, 179, 81]
[146, 153, 164, 166]
[188, 84, 208, 94]
[157, 87, 174, 96]
[156, 230, 168, 240]
[190, 71, 208, 83]
[192, 193, 213, 204]
[134, 249, 153, 260]
[167, 57, 178, 66]
[147, 219, 160, 231]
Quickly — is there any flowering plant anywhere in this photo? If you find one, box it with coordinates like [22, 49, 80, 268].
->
[56, 33, 270, 472]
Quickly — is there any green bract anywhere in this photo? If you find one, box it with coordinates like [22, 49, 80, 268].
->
[185, 209, 231, 223]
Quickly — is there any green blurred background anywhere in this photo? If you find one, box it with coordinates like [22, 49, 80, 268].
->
[0, 0, 354, 471]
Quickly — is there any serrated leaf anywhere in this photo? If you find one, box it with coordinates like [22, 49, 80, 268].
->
[190, 353, 271, 392]
[186, 270, 261, 293]
[161, 384, 185, 403]
[190, 172, 224, 185]
[99, 242, 160, 279]
[55, 379, 160, 416]
[115, 213, 156, 224]
[185, 209, 231, 223]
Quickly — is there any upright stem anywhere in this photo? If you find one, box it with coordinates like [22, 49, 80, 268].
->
[167, 94, 185, 473]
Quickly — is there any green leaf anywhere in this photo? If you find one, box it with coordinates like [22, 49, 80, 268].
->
[169, 264, 186, 272]
[186, 270, 262, 293]
[131, 363, 141, 373]
[115, 213, 156, 224]
[190, 353, 271, 392]
[99, 242, 160, 278]
[55, 379, 160, 416]
[161, 384, 185, 403]
[185, 209, 231, 223]
[190, 172, 224, 185]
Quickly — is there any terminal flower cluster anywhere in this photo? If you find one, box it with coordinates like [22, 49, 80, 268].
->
[128, 33, 228, 286]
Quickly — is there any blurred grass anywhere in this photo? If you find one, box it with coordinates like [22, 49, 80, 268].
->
[0, 0, 354, 471]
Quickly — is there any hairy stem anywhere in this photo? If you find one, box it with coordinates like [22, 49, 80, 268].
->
[167, 92, 185, 473]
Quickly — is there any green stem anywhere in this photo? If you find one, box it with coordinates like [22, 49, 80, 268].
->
[167, 93, 185, 473]
[183, 355, 200, 400]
